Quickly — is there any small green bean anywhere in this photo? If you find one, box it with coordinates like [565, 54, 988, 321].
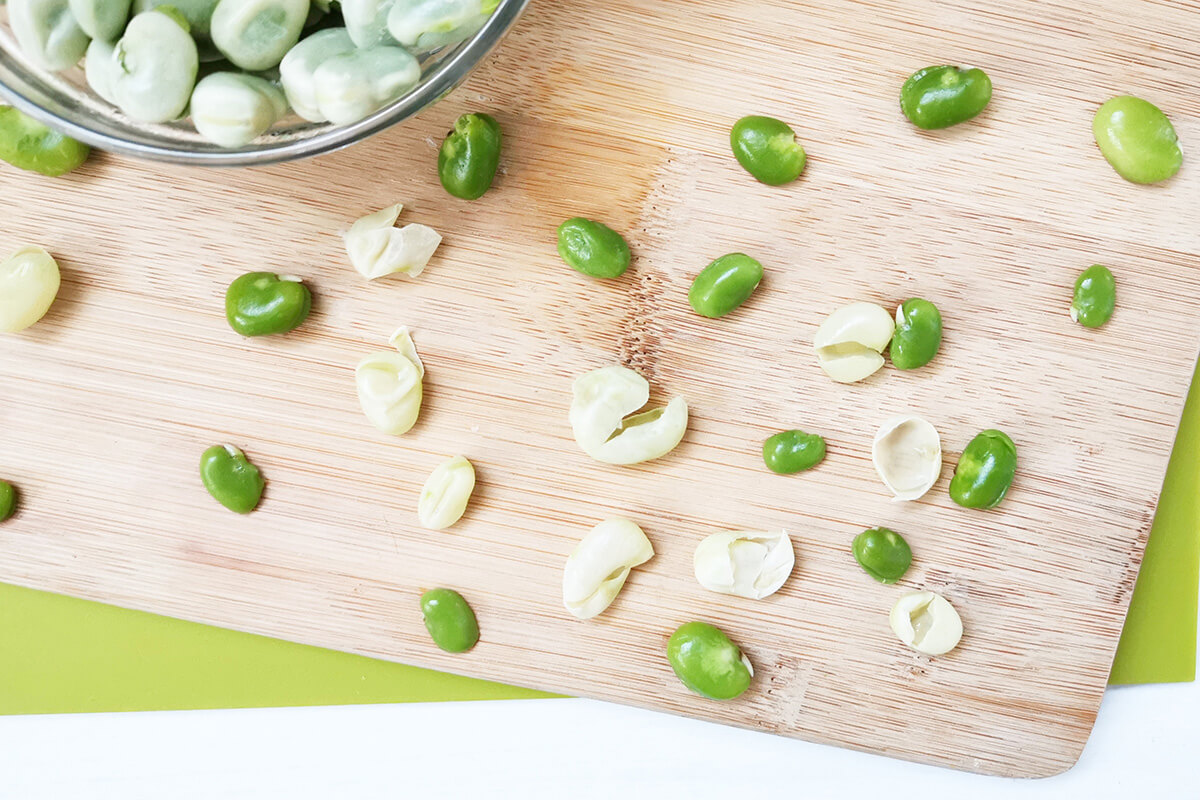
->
[762, 429, 826, 474]
[200, 444, 265, 513]
[1071, 264, 1115, 328]
[0, 107, 89, 177]
[556, 218, 630, 279]
[729, 115, 806, 185]
[949, 429, 1017, 509]
[438, 112, 502, 200]
[667, 621, 753, 701]
[0, 480, 17, 522]
[900, 65, 992, 130]
[889, 298, 942, 370]
[225, 271, 312, 337]
[851, 527, 912, 584]
[1092, 95, 1182, 185]
[687, 253, 763, 318]
[420, 588, 479, 653]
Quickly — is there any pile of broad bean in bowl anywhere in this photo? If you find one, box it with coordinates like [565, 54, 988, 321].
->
[2, 0, 501, 148]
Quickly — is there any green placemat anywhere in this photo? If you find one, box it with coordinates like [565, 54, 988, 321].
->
[0, 373, 1195, 714]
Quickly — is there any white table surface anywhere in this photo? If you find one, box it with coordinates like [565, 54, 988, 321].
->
[0, 614, 1195, 799]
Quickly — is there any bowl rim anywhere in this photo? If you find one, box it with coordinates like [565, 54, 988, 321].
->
[0, 0, 530, 167]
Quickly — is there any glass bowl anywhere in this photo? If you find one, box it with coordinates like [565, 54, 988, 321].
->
[0, 0, 529, 167]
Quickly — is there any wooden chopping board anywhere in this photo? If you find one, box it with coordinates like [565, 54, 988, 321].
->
[1, 0, 1198, 778]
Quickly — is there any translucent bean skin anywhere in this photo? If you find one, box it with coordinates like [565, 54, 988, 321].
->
[420, 588, 479, 653]
[729, 115, 806, 185]
[1092, 95, 1182, 185]
[225, 272, 312, 336]
[762, 430, 826, 474]
[687, 253, 763, 318]
[1071, 264, 1116, 328]
[0, 107, 89, 177]
[556, 218, 631, 279]
[667, 621, 753, 701]
[900, 65, 992, 130]
[949, 429, 1017, 509]
[199, 445, 265, 513]
[890, 298, 942, 370]
[852, 527, 912, 584]
[438, 112, 502, 200]
[0, 480, 17, 522]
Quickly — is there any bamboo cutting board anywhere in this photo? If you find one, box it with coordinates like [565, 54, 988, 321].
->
[1, 0, 1198, 778]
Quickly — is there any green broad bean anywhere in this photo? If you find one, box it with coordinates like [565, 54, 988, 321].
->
[110, 10, 200, 123]
[949, 429, 1017, 509]
[191, 73, 288, 148]
[210, 0, 310, 71]
[0, 480, 17, 522]
[8, 0, 90, 71]
[438, 112, 502, 200]
[312, 45, 421, 125]
[687, 253, 763, 318]
[69, 0, 132, 40]
[387, 0, 495, 50]
[729, 115, 806, 185]
[0, 107, 89, 177]
[225, 271, 312, 336]
[900, 65, 992, 130]
[667, 621, 753, 701]
[200, 444, 265, 513]
[851, 527, 912, 584]
[889, 298, 942, 370]
[85, 40, 123, 106]
[133, 0, 220, 37]
[420, 588, 479, 653]
[279, 27, 356, 122]
[762, 429, 825, 474]
[1071, 264, 1115, 328]
[556, 218, 630, 279]
[1093, 95, 1182, 185]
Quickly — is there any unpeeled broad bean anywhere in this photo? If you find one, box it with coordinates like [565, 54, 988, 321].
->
[200, 444, 265, 513]
[133, 0, 220, 37]
[1093, 95, 1182, 185]
[0, 481, 17, 522]
[110, 10, 200, 123]
[438, 112, 502, 200]
[0, 107, 89, 177]
[667, 622, 753, 701]
[210, 0, 311, 71]
[0, 246, 61, 332]
[762, 429, 825, 474]
[225, 271, 312, 336]
[341, 0, 395, 48]
[191, 73, 289, 147]
[387, 0, 495, 49]
[8, 0, 89, 71]
[899, 65, 992, 130]
[69, 0, 132, 40]
[949, 429, 1017, 509]
[556, 218, 631, 279]
[313, 46, 421, 125]
[889, 298, 942, 370]
[280, 28, 357, 122]
[851, 527, 911, 584]
[1071, 264, 1116, 328]
[687, 253, 762, 318]
[420, 588, 479, 653]
[417, 455, 476, 530]
[729, 115, 806, 185]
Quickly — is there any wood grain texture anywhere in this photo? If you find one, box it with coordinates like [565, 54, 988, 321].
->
[1, 0, 1198, 777]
